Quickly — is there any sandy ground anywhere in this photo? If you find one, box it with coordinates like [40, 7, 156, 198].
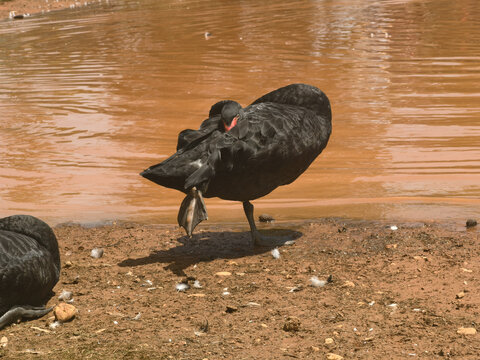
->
[0, 0, 86, 19]
[0, 218, 479, 359]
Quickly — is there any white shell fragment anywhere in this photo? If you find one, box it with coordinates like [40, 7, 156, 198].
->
[193, 280, 202, 288]
[271, 248, 281, 259]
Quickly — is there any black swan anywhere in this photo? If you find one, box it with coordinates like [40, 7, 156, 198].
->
[0, 215, 60, 329]
[141, 83, 332, 245]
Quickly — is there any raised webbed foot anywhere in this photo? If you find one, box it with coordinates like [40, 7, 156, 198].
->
[177, 187, 208, 237]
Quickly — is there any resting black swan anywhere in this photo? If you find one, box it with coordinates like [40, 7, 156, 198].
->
[0, 215, 60, 329]
[141, 83, 332, 245]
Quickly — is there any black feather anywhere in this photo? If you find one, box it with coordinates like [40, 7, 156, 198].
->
[141, 83, 332, 210]
[0, 215, 60, 329]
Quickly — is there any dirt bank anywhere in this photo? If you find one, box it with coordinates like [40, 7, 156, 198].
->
[0, 218, 479, 359]
[0, 0, 83, 20]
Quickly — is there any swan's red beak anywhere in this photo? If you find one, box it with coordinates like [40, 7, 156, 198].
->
[224, 116, 238, 131]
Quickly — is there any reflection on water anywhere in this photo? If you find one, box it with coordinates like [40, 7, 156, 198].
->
[1, 0, 479, 225]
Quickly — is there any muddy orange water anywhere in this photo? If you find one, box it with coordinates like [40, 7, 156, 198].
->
[1, 0, 479, 226]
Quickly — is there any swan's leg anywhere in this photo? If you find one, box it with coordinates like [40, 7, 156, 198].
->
[0, 306, 53, 329]
[178, 187, 208, 237]
[243, 201, 270, 246]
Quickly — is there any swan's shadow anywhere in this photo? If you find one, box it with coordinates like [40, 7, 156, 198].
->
[118, 229, 302, 276]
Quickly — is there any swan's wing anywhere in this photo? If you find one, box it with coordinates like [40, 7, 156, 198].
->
[0, 232, 57, 307]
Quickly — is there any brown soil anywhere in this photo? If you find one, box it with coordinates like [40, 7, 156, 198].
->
[1, 218, 479, 359]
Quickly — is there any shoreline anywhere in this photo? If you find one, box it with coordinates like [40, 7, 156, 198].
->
[0, 0, 91, 20]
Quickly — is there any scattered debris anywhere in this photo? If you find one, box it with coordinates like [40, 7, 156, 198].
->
[309, 276, 327, 288]
[282, 316, 301, 332]
[259, 214, 275, 223]
[49, 321, 62, 330]
[176, 283, 189, 292]
[271, 248, 281, 259]
[215, 271, 232, 276]
[187, 293, 206, 298]
[58, 290, 73, 302]
[288, 285, 303, 293]
[326, 353, 344, 360]
[457, 327, 477, 335]
[90, 248, 104, 259]
[31, 326, 50, 333]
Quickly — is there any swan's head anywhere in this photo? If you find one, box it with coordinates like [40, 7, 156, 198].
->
[221, 101, 243, 132]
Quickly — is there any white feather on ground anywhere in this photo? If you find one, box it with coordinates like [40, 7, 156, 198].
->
[176, 283, 189, 292]
[309, 276, 327, 288]
[271, 248, 281, 259]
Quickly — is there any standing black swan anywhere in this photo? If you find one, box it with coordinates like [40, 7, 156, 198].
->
[0, 215, 60, 329]
[141, 83, 332, 245]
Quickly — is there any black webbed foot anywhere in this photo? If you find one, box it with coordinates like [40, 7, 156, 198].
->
[177, 187, 208, 236]
[0, 306, 53, 329]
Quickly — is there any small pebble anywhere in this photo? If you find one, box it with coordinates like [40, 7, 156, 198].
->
[456, 291, 465, 299]
[466, 219, 477, 228]
[193, 280, 202, 288]
[282, 316, 300, 332]
[390, 225, 398, 231]
[54, 303, 77, 323]
[259, 214, 275, 223]
[0, 336, 7, 347]
[90, 248, 104, 258]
